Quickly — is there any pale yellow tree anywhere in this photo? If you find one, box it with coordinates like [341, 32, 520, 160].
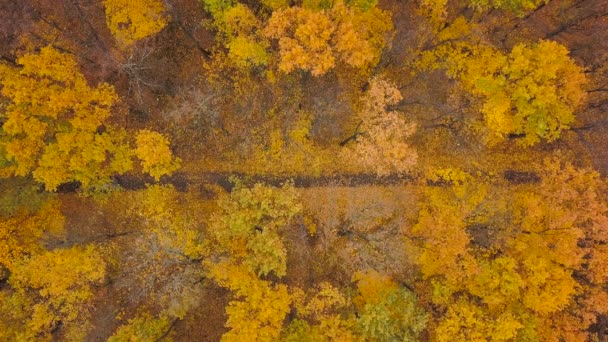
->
[342, 78, 417, 175]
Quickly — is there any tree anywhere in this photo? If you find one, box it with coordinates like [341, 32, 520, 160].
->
[0, 46, 124, 190]
[108, 312, 175, 342]
[263, 0, 392, 76]
[0, 245, 106, 341]
[202, 2, 270, 69]
[353, 270, 428, 341]
[204, 182, 301, 341]
[408, 168, 485, 282]
[478, 40, 586, 146]
[341, 77, 418, 175]
[0, 199, 64, 272]
[514, 160, 608, 340]
[135, 130, 182, 182]
[434, 299, 522, 342]
[419, 0, 550, 29]
[99, 184, 207, 322]
[419, 37, 586, 146]
[209, 181, 301, 277]
[407, 161, 608, 340]
[286, 282, 357, 342]
[103, 0, 169, 48]
[469, 0, 550, 15]
[0, 46, 180, 191]
[208, 262, 292, 342]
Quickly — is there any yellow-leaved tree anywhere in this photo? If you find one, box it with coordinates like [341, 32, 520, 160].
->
[0, 46, 181, 191]
[108, 312, 175, 342]
[419, 36, 586, 146]
[0, 245, 106, 341]
[205, 181, 301, 341]
[469, 0, 550, 15]
[208, 262, 292, 342]
[209, 181, 301, 277]
[103, 0, 169, 47]
[0, 199, 64, 272]
[135, 130, 182, 181]
[408, 161, 608, 340]
[0, 46, 128, 190]
[419, 0, 550, 29]
[352, 270, 428, 341]
[408, 168, 485, 283]
[285, 282, 357, 341]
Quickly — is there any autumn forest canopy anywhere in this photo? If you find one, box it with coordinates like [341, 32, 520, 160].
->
[1, 0, 608, 340]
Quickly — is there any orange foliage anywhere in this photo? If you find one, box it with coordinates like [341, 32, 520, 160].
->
[263, 1, 392, 75]
[341, 78, 418, 175]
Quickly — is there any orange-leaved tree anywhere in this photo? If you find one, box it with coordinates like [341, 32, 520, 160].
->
[263, 0, 393, 76]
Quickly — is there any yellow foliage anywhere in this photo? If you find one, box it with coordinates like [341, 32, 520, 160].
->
[470, 0, 550, 15]
[352, 269, 397, 309]
[103, 0, 169, 47]
[410, 169, 486, 281]
[208, 262, 291, 342]
[418, 0, 449, 29]
[413, 161, 608, 340]
[220, 4, 260, 38]
[419, 39, 586, 146]
[436, 16, 472, 41]
[291, 283, 348, 320]
[135, 130, 182, 181]
[435, 300, 523, 342]
[264, 7, 335, 75]
[4, 245, 106, 340]
[466, 256, 523, 310]
[215, 4, 270, 68]
[126, 185, 207, 260]
[108, 312, 174, 342]
[228, 36, 269, 67]
[287, 283, 357, 342]
[0, 46, 142, 191]
[261, 0, 289, 10]
[520, 255, 577, 315]
[0, 200, 64, 272]
[420, 0, 549, 27]
[353, 274, 428, 341]
[209, 182, 301, 277]
[533, 159, 608, 285]
[33, 128, 135, 191]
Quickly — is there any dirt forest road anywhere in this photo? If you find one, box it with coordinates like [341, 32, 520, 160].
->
[100, 169, 541, 194]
